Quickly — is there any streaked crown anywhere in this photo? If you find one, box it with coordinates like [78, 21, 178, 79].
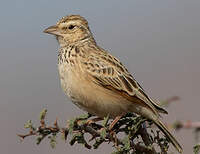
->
[44, 15, 93, 45]
[57, 15, 89, 28]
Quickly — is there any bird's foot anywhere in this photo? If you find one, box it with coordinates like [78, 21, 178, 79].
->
[85, 117, 103, 125]
[108, 114, 124, 131]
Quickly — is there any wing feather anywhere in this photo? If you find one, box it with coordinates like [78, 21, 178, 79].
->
[81, 50, 167, 115]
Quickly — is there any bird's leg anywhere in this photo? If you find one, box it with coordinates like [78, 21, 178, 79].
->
[109, 114, 124, 130]
[85, 117, 103, 125]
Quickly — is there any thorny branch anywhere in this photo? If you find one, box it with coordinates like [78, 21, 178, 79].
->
[17, 97, 200, 154]
[18, 109, 169, 153]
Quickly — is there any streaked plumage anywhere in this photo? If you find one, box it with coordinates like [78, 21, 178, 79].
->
[44, 15, 182, 153]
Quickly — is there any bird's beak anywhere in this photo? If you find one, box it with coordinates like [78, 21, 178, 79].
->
[43, 25, 61, 36]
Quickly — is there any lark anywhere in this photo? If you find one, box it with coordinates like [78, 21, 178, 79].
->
[44, 15, 182, 153]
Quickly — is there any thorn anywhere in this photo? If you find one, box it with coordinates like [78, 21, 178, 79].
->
[40, 119, 45, 128]
[54, 117, 58, 128]
[17, 134, 25, 140]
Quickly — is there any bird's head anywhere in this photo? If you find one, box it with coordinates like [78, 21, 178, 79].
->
[44, 15, 93, 46]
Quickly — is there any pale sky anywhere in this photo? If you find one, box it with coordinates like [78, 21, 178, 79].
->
[1, 0, 200, 154]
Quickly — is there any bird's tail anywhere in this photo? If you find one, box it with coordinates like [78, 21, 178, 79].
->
[155, 119, 183, 153]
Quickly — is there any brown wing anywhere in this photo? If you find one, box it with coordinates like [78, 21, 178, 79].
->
[81, 50, 167, 115]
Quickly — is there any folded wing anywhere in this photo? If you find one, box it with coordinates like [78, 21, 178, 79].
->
[81, 49, 167, 116]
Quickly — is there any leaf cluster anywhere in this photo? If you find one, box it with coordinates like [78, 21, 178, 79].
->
[18, 110, 172, 154]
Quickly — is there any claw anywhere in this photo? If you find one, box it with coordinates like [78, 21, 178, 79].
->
[85, 117, 103, 125]
[109, 114, 124, 130]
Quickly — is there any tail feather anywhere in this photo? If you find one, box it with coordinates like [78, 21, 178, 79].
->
[155, 119, 183, 153]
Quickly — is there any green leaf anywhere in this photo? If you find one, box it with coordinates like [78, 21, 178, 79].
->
[194, 144, 200, 154]
[102, 114, 109, 127]
[111, 148, 130, 154]
[77, 120, 87, 125]
[77, 113, 91, 120]
[69, 132, 88, 147]
[68, 119, 76, 134]
[24, 120, 35, 130]
[24, 120, 32, 128]
[39, 109, 47, 120]
[36, 135, 44, 145]
[100, 128, 106, 139]
[48, 134, 57, 149]
[122, 135, 130, 151]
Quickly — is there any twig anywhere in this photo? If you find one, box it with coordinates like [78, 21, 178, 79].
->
[18, 111, 174, 153]
[173, 121, 200, 130]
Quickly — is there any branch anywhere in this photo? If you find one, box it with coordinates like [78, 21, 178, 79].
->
[18, 96, 181, 153]
[173, 121, 200, 130]
[18, 109, 171, 154]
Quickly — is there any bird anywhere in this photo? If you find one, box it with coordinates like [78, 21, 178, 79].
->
[44, 15, 182, 153]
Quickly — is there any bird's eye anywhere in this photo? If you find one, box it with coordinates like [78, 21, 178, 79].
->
[68, 25, 75, 30]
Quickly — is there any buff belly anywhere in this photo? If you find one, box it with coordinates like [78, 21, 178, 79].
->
[58, 63, 140, 118]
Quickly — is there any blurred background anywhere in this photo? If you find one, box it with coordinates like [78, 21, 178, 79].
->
[1, 0, 200, 153]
